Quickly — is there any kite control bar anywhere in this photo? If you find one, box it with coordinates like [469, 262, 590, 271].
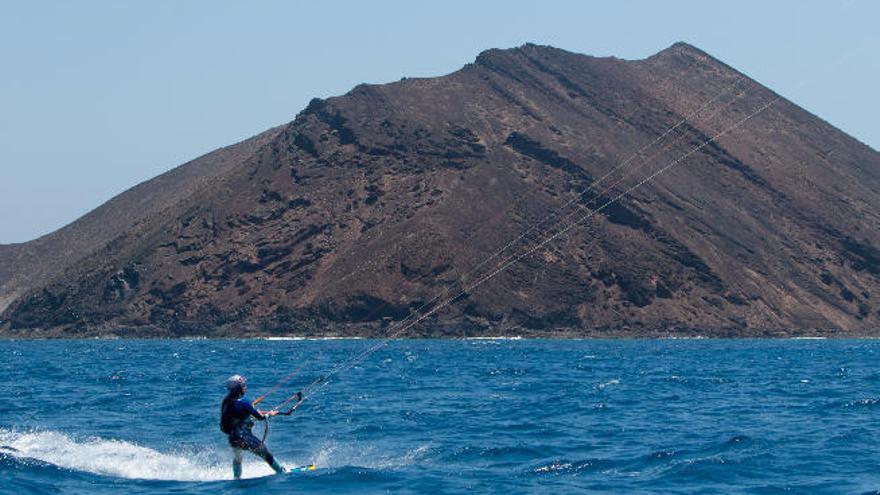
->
[276, 392, 304, 416]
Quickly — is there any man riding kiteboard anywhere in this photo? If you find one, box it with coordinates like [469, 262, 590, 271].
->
[220, 374, 284, 479]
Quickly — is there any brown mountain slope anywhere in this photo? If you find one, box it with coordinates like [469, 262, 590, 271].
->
[0, 126, 283, 315]
[2, 42, 880, 337]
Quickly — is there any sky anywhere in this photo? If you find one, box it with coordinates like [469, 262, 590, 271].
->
[0, 1, 877, 244]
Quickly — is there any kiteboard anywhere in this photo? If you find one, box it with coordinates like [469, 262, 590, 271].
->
[288, 464, 317, 473]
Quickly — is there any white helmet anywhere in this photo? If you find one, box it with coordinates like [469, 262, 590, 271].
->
[226, 374, 247, 391]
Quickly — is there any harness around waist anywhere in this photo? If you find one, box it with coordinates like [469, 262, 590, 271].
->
[229, 419, 255, 437]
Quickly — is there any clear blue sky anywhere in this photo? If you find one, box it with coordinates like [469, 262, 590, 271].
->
[1, 1, 877, 244]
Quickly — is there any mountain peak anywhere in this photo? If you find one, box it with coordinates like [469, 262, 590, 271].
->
[648, 41, 726, 67]
[663, 41, 704, 54]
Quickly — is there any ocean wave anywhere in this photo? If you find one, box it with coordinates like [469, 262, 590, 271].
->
[0, 428, 278, 481]
[527, 435, 760, 479]
[531, 457, 617, 475]
[0, 428, 427, 483]
[311, 440, 430, 470]
[842, 398, 880, 409]
[445, 444, 546, 463]
[596, 378, 621, 389]
[816, 397, 880, 411]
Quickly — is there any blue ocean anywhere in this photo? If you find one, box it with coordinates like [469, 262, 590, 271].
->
[1, 339, 879, 494]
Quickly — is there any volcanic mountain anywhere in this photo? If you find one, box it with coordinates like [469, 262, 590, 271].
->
[2, 42, 880, 338]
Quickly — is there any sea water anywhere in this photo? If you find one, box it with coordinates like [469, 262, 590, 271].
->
[1, 339, 879, 494]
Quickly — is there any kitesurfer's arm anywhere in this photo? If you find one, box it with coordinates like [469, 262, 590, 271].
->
[242, 399, 278, 420]
[242, 399, 266, 420]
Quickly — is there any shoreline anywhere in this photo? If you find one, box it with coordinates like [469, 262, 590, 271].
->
[1, 320, 874, 341]
[3, 334, 879, 341]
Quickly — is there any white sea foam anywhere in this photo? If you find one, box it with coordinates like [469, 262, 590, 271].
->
[0, 428, 279, 481]
[311, 440, 430, 470]
[0, 428, 426, 481]
[597, 378, 621, 389]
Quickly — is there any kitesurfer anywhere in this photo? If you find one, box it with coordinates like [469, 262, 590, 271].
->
[220, 374, 284, 479]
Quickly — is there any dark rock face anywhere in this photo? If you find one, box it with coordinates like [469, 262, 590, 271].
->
[2, 42, 880, 338]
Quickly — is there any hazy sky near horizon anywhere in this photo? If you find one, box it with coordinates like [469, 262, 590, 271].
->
[1, 1, 877, 244]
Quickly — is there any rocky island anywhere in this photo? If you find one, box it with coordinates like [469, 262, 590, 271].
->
[2, 42, 879, 338]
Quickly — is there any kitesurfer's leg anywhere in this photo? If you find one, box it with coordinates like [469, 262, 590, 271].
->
[262, 448, 285, 474]
[232, 448, 243, 480]
[253, 442, 284, 473]
[238, 431, 285, 474]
